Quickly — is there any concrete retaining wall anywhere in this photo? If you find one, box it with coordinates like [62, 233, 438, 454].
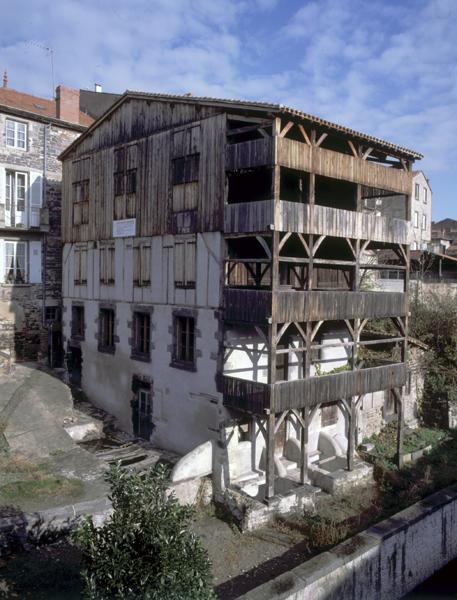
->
[240, 483, 457, 600]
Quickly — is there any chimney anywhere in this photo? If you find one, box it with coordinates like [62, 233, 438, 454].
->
[94, 83, 102, 93]
[55, 85, 80, 123]
[3, 71, 8, 88]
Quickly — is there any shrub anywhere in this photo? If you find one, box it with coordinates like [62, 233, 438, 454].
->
[72, 463, 215, 600]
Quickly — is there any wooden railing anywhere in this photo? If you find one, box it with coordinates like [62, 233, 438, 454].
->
[221, 363, 407, 414]
[225, 138, 412, 195]
[224, 200, 410, 245]
[278, 201, 410, 245]
[278, 138, 412, 195]
[223, 289, 407, 323]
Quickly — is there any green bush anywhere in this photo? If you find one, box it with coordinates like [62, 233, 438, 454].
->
[72, 463, 215, 600]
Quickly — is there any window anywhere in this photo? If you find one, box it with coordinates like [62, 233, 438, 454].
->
[99, 308, 115, 353]
[100, 245, 115, 285]
[74, 246, 87, 285]
[72, 179, 89, 225]
[414, 211, 419, 228]
[422, 214, 427, 231]
[414, 182, 420, 201]
[6, 119, 27, 149]
[133, 242, 151, 287]
[423, 187, 427, 204]
[71, 305, 85, 339]
[4, 241, 27, 283]
[321, 403, 338, 427]
[132, 311, 151, 360]
[172, 315, 195, 368]
[45, 306, 61, 322]
[71, 158, 90, 227]
[411, 241, 417, 250]
[172, 154, 199, 185]
[5, 171, 27, 227]
[174, 237, 196, 288]
[113, 145, 137, 220]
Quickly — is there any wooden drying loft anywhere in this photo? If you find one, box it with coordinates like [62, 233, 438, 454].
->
[59, 92, 422, 501]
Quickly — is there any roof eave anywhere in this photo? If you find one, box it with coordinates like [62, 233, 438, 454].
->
[0, 103, 87, 132]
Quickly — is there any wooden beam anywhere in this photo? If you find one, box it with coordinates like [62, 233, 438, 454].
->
[347, 397, 356, 471]
[300, 407, 309, 484]
[298, 124, 312, 146]
[256, 235, 272, 259]
[279, 121, 294, 138]
[265, 412, 276, 500]
[315, 132, 328, 147]
[362, 147, 374, 160]
[278, 232, 292, 252]
[393, 388, 404, 468]
[347, 140, 359, 158]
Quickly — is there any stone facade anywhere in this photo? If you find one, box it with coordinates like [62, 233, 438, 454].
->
[0, 88, 87, 361]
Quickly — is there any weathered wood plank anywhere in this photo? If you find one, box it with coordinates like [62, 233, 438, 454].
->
[221, 363, 407, 414]
[223, 288, 407, 323]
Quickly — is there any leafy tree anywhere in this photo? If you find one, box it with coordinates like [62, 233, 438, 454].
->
[410, 292, 457, 427]
[72, 463, 215, 600]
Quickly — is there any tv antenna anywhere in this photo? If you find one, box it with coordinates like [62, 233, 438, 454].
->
[28, 40, 55, 97]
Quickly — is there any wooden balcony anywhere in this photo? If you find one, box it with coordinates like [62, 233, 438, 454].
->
[224, 200, 410, 244]
[278, 138, 412, 195]
[223, 288, 407, 323]
[225, 138, 412, 195]
[221, 363, 407, 414]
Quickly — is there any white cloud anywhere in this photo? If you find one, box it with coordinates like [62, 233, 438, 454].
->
[1, 0, 456, 184]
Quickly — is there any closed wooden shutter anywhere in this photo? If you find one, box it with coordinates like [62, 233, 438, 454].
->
[29, 240, 42, 283]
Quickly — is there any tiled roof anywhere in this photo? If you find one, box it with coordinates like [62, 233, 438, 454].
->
[0, 87, 93, 126]
[125, 90, 423, 159]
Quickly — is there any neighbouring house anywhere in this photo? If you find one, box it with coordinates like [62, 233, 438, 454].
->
[0, 78, 119, 365]
[410, 171, 432, 250]
[59, 91, 421, 502]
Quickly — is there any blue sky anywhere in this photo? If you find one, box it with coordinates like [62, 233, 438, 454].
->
[1, 0, 456, 220]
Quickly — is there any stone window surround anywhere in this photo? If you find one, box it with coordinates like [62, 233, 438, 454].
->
[128, 304, 154, 363]
[169, 307, 201, 372]
[95, 302, 119, 354]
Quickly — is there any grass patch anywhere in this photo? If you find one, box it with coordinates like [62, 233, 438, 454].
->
[0, 475, 84, 501]
[361, 422, 447, 469]
[0, 452, 84, 503]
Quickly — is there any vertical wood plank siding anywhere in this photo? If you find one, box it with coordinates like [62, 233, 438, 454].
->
[226, 138, 412, 195]
[224, 199, 275, 233]
[225, 137, 274, 171]
[224, 200, 409, 244]
[62, 112, 226, 242]
[222, 363, 407, 414]
[223, 289, 407, 323]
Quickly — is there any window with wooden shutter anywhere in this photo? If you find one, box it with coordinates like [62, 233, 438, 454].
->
[113, 144, 137, 219]
[133, 242, 151, 287]
[74, 245, 87, 285]
[72, 158, 90, 227]
[100, 244, 115, 285]
[174, 236, 195, 289]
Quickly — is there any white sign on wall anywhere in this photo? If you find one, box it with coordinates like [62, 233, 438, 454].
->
[113, 218, 136, 238]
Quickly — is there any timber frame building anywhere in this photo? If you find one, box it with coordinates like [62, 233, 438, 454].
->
[60, 92, 421, 501]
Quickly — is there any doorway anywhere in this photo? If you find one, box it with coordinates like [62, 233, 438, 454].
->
[131, 381, 154, 440]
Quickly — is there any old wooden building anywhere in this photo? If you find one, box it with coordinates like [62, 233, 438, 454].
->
[60, 92, 421, 501]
